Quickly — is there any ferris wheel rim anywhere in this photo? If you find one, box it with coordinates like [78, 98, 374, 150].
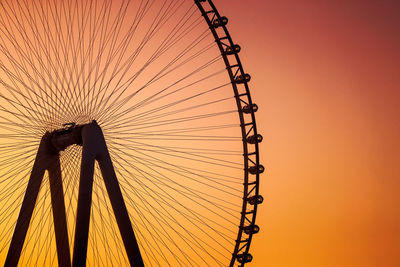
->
[195, 1, 263, 265]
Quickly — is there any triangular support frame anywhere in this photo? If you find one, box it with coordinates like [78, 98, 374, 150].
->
[5, 121, 143, 267]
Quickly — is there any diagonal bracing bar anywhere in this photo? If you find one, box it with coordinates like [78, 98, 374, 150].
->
[6, 121, 143, 267]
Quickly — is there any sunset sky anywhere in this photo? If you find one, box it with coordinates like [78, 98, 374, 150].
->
[216, 0, 400, 266]
[0, 0, 399, 266]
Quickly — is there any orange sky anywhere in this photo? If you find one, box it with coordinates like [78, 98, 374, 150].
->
[0, 1, 399, 266]
[216, 0, 400, 266]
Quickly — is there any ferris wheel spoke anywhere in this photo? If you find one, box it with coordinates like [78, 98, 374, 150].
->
[0, 33, 72, 121]
[113, 183, 195, 266]
[112, 148, 238, 230]
[92, 24, 212, 121]
[110, 149, 240, 234]
[111, 157, 231, 266]
[86, 1, 193, 120]
[109, 141, 242, 196]
[104, 83, 232, 130]
[96, 48, 220, 125]
[104, 68, 226, 128]
[92, 172, 128, 265]
[107, 123, 239, 137]
[92, 167, 168, 266]
[107, 110, 238, 134]
[109, 139, 242, 171]
[110, 144, 241, 213]
[124, 94, 232, 126]
[0, 78, 56, 126]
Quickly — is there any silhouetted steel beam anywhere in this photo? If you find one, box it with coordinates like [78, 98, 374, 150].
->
[72, 121, 143, 267]
[5, 133, 71, 267]
[72, 123, 96, 266]
[48, 155, 72, 267]
[97, 126, 144, 267]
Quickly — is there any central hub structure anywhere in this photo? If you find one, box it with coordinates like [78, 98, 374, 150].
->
[6, 121, 144, 267]
[50, 122, 83, 152]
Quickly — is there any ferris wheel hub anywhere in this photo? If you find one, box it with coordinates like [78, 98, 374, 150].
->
[50, 121, 99, 152]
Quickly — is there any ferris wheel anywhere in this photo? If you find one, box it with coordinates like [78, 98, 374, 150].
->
[0, 0, 263, 266]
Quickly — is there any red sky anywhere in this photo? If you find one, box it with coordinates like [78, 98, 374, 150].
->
[216, 1, 400, 266]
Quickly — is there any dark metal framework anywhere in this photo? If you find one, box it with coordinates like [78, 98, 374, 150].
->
[5, 121, 144, 267]
[195, 1, 264, 266]
[3, 1, 262, 266]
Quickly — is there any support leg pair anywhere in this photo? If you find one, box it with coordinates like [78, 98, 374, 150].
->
[5, 122, 143, 267]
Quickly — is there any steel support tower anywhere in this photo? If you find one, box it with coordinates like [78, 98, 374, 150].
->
[5, 121, 143, 267]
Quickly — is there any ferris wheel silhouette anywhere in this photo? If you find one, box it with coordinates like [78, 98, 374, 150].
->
[0, 0, 263, 266]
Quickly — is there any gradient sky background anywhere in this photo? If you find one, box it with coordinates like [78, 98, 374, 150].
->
[215, 0, 400, 266]
[0, 1, 398, 266]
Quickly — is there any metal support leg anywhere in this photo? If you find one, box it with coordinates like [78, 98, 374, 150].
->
[7, 121, 141, 266]
[48, 156, 72, 267]
[72, 125, 96, 267]
[6, 133, 70, 266]
[72, 122, 143, 267]
[5, 138, 47, 266]
[97, 130, 144, 267]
